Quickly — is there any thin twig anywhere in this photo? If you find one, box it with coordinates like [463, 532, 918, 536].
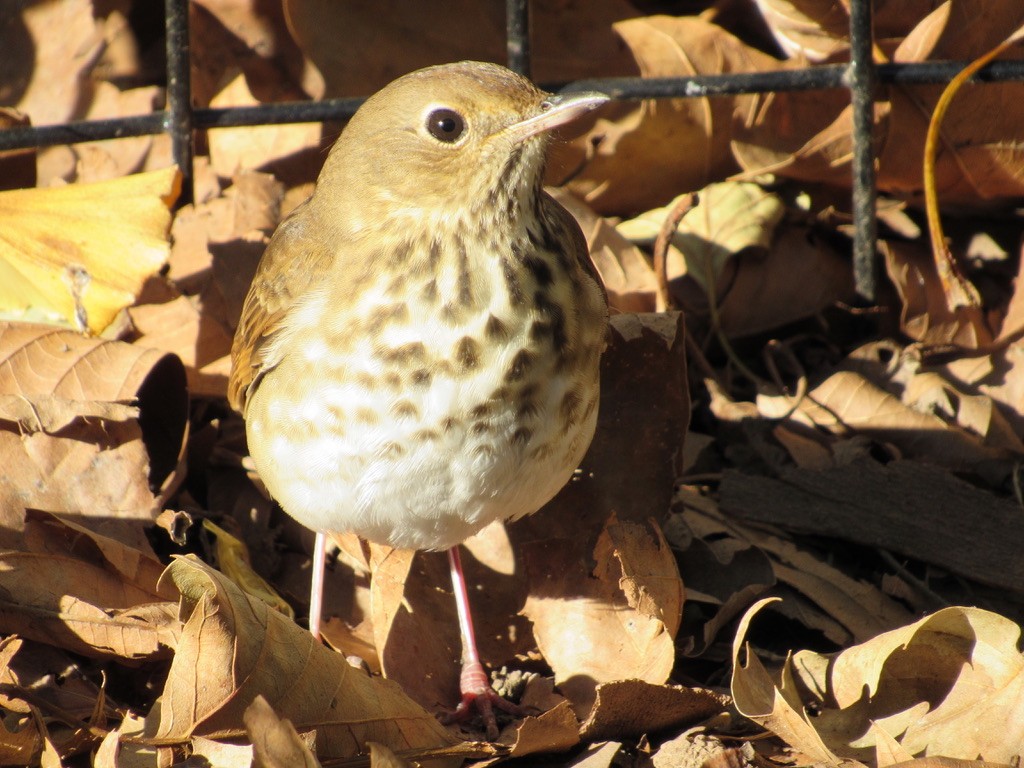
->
[652, 193, 695, 312]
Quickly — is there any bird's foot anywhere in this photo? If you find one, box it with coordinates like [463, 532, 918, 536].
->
[440, 661, 527, 741]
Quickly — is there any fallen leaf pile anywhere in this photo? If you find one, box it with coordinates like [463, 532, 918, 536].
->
[1, 1, 1023, 766]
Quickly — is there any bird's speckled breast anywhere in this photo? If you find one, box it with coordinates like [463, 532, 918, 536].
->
[244, 209, 605, 550]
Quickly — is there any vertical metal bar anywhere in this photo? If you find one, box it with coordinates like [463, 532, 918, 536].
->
[506, 0, 531, 77]
[165, 0, 194, 204]
[847, 0, 877, 300]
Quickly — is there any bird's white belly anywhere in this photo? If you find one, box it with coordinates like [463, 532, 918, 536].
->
[245, 303, 597, 551]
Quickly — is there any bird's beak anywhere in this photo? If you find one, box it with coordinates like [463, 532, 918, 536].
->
[503, 91, 609, 145]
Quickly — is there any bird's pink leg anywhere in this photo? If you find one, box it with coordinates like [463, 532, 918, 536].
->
[309, 530, 327, 640]
[442, 545, 525, 740]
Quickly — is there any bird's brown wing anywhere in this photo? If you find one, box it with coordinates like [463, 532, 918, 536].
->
[543, 192, 609, 307]
[228, 211, 336, 413]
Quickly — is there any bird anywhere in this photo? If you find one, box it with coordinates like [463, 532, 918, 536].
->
[228, 60, 608, 739]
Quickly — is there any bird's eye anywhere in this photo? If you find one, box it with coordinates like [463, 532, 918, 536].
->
[426, 108, 466, 143]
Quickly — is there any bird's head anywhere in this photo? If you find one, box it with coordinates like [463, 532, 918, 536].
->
[314, 61, 607, 233]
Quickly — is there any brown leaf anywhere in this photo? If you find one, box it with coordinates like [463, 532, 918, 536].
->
[208, 73, 322, 178]
[879, 4, 1024, 204]
[1, 0, 103, 129]
[153, 557, 458, 760]
[578, 680, 728, 742]
[0, 324, 187, 548]
[736, 4, 1024, 205]
[499, 700, 580, 759]
[558, 16, 776, 215]
[882, 240, 993, 347]
[0, 637, 105, 720]
[284, 0, 636, 98]
[800, 369, 1011, 470]
[0, 549, 176, 660]
[245, 696, 320, 768]
[129, 292, 234, 398]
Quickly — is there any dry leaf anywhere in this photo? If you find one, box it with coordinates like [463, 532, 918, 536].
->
[129, 292, 235, 397]
[735, 3, 1024, 205]
[0, 548, 176, 660]
[153, 557, 458, 760]
[0, 324, 188, 548]
[2, 0, 103, 128]
[559, 16, 777, 215]
[522, 515, 683, 718]
[882, 240, 993, 347]
[578, 681, 728, 742]
[733, 600, 1024, 763]
[0, 168, 180, 333]
[208, 72, 322, 178]
[551, 189, 658, 313]
[498, 701, 580, 759]
[285, 0, 636, 98]
[245, 696, 320, 768]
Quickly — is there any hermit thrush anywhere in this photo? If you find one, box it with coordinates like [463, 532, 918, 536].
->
[229, 61, 608, 738]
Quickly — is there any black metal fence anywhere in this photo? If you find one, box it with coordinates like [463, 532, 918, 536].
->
[3, 0, 1024, 301]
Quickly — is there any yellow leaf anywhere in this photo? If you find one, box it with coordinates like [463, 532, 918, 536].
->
[0, 167, 180, 334]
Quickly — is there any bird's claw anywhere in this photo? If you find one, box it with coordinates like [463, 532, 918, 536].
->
[439, 661, 528, 741]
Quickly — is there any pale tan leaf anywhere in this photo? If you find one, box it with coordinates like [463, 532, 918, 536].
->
[735, 602, 1024, 762]
[523, 516, 683, 718]
[0, 550, 176, 660]
[208, 73, 322, 178]
[731, 599, 851, 767]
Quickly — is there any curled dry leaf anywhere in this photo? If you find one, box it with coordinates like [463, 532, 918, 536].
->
[733, 600, 1024, 763]
[674, 488, 912, 651]
[522, 515, 684, 718]
[153, 557, 458, 760]
[799, 369, 1012, 471]
[0, 323, 188, 548]
[0, 167, 180, 333]
[2, 0, 103, 129]
[752, 0, 948, 62]
[497, 701, 580, 760]
[620, 182, 784, 296]
[558, 16, 777, 215]
[881, 240, 993, 348]
[129, 292, 235, 398]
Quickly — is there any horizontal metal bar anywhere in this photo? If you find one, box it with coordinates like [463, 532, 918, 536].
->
[198, 98, 364, 128]
[2, 59, 1023, 152]
[0, 115, 167, 150]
